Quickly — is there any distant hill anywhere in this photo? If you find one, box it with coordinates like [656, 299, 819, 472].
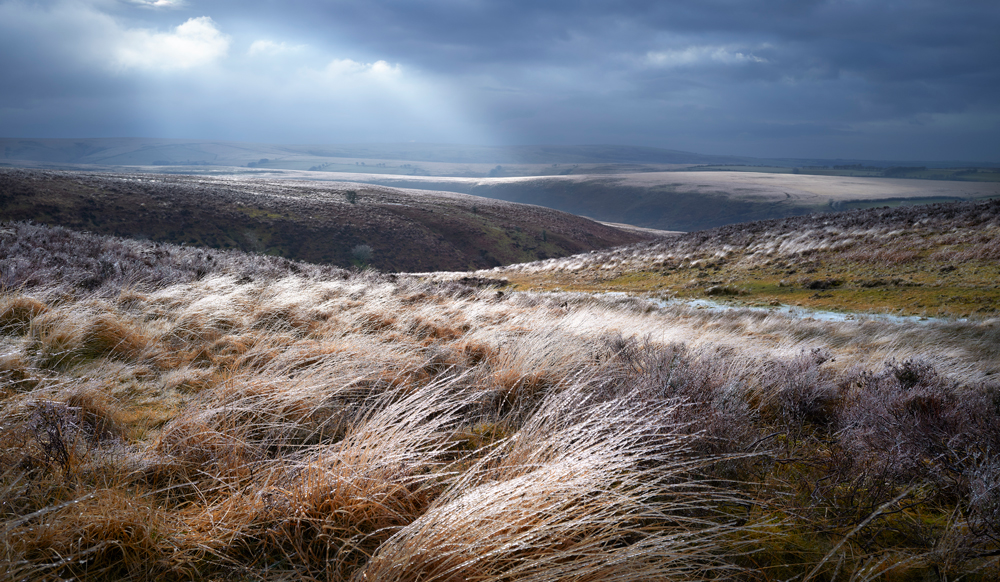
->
[284, 143, 756, 165]
[0, 138, 288, 167]
[4, 140, 997, 236]
[0, 138, 756, 168]
[0, 169, 654, 272]
[3, 137, 995, 171]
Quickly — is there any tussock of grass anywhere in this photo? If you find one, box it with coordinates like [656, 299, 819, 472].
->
[1, 220, 999, 580]
[0, 295, 47, 335]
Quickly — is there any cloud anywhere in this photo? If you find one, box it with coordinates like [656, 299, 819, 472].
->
[247, 39, 305, 57]
[127, 0, 185, 8]
[114, 16, 230, 71]
[323, 58, 402, 79]
[645, 45, 767, 68]
[0, 2, 228, 74]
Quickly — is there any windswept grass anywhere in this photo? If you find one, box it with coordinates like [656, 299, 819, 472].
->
[1, 220, 998, 580]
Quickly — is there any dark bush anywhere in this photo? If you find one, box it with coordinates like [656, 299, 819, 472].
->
[803, 278, 843, 290]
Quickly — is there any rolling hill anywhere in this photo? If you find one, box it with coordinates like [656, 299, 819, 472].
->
[0, 169, 654, 272]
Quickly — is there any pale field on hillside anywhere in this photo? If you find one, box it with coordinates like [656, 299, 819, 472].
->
[253, 170, 1000, 205]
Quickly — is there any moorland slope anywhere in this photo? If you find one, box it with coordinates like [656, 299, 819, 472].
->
[465, 197, 1000, 319]
[0, 169, 652, 271]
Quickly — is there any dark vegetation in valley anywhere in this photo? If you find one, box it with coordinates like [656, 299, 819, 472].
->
[0, 218, 998, 580]
[470, 179, 818, 231]
[0, 169, 651, 272]
[317, 176, 822, 231]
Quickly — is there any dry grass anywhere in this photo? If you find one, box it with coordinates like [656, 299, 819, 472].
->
[1, 220, 999, 580]
[0, 295, 47, 335]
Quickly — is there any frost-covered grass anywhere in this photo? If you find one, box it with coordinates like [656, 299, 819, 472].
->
[1, 221, 999, 580]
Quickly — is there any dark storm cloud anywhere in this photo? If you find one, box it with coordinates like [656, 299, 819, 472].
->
[1, 0, 997, 160]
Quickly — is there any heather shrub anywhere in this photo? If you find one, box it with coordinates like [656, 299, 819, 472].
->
[0, 220, 350, 299]
[967, 460, 1000, 543]
[837, 360, 981, 486]
[767, 348, 839, 429]
[622, 340, 760, 456]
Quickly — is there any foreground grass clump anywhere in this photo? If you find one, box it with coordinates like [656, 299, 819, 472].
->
[1, 221, 999, 580]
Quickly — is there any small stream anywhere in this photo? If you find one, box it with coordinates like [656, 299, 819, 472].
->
[593, 292, 966, 325]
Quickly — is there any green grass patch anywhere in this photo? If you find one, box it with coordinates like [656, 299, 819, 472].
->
[508, 259, 1000, 318]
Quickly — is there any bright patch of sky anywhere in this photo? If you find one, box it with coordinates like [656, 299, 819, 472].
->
[247, 40, 305, 57]
[115, 16, 229, 71]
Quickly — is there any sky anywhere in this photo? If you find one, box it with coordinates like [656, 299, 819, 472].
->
[1, 0, 998, 161]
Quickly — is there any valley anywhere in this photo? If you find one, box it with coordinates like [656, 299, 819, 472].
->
[291, 169, 1000, 231]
